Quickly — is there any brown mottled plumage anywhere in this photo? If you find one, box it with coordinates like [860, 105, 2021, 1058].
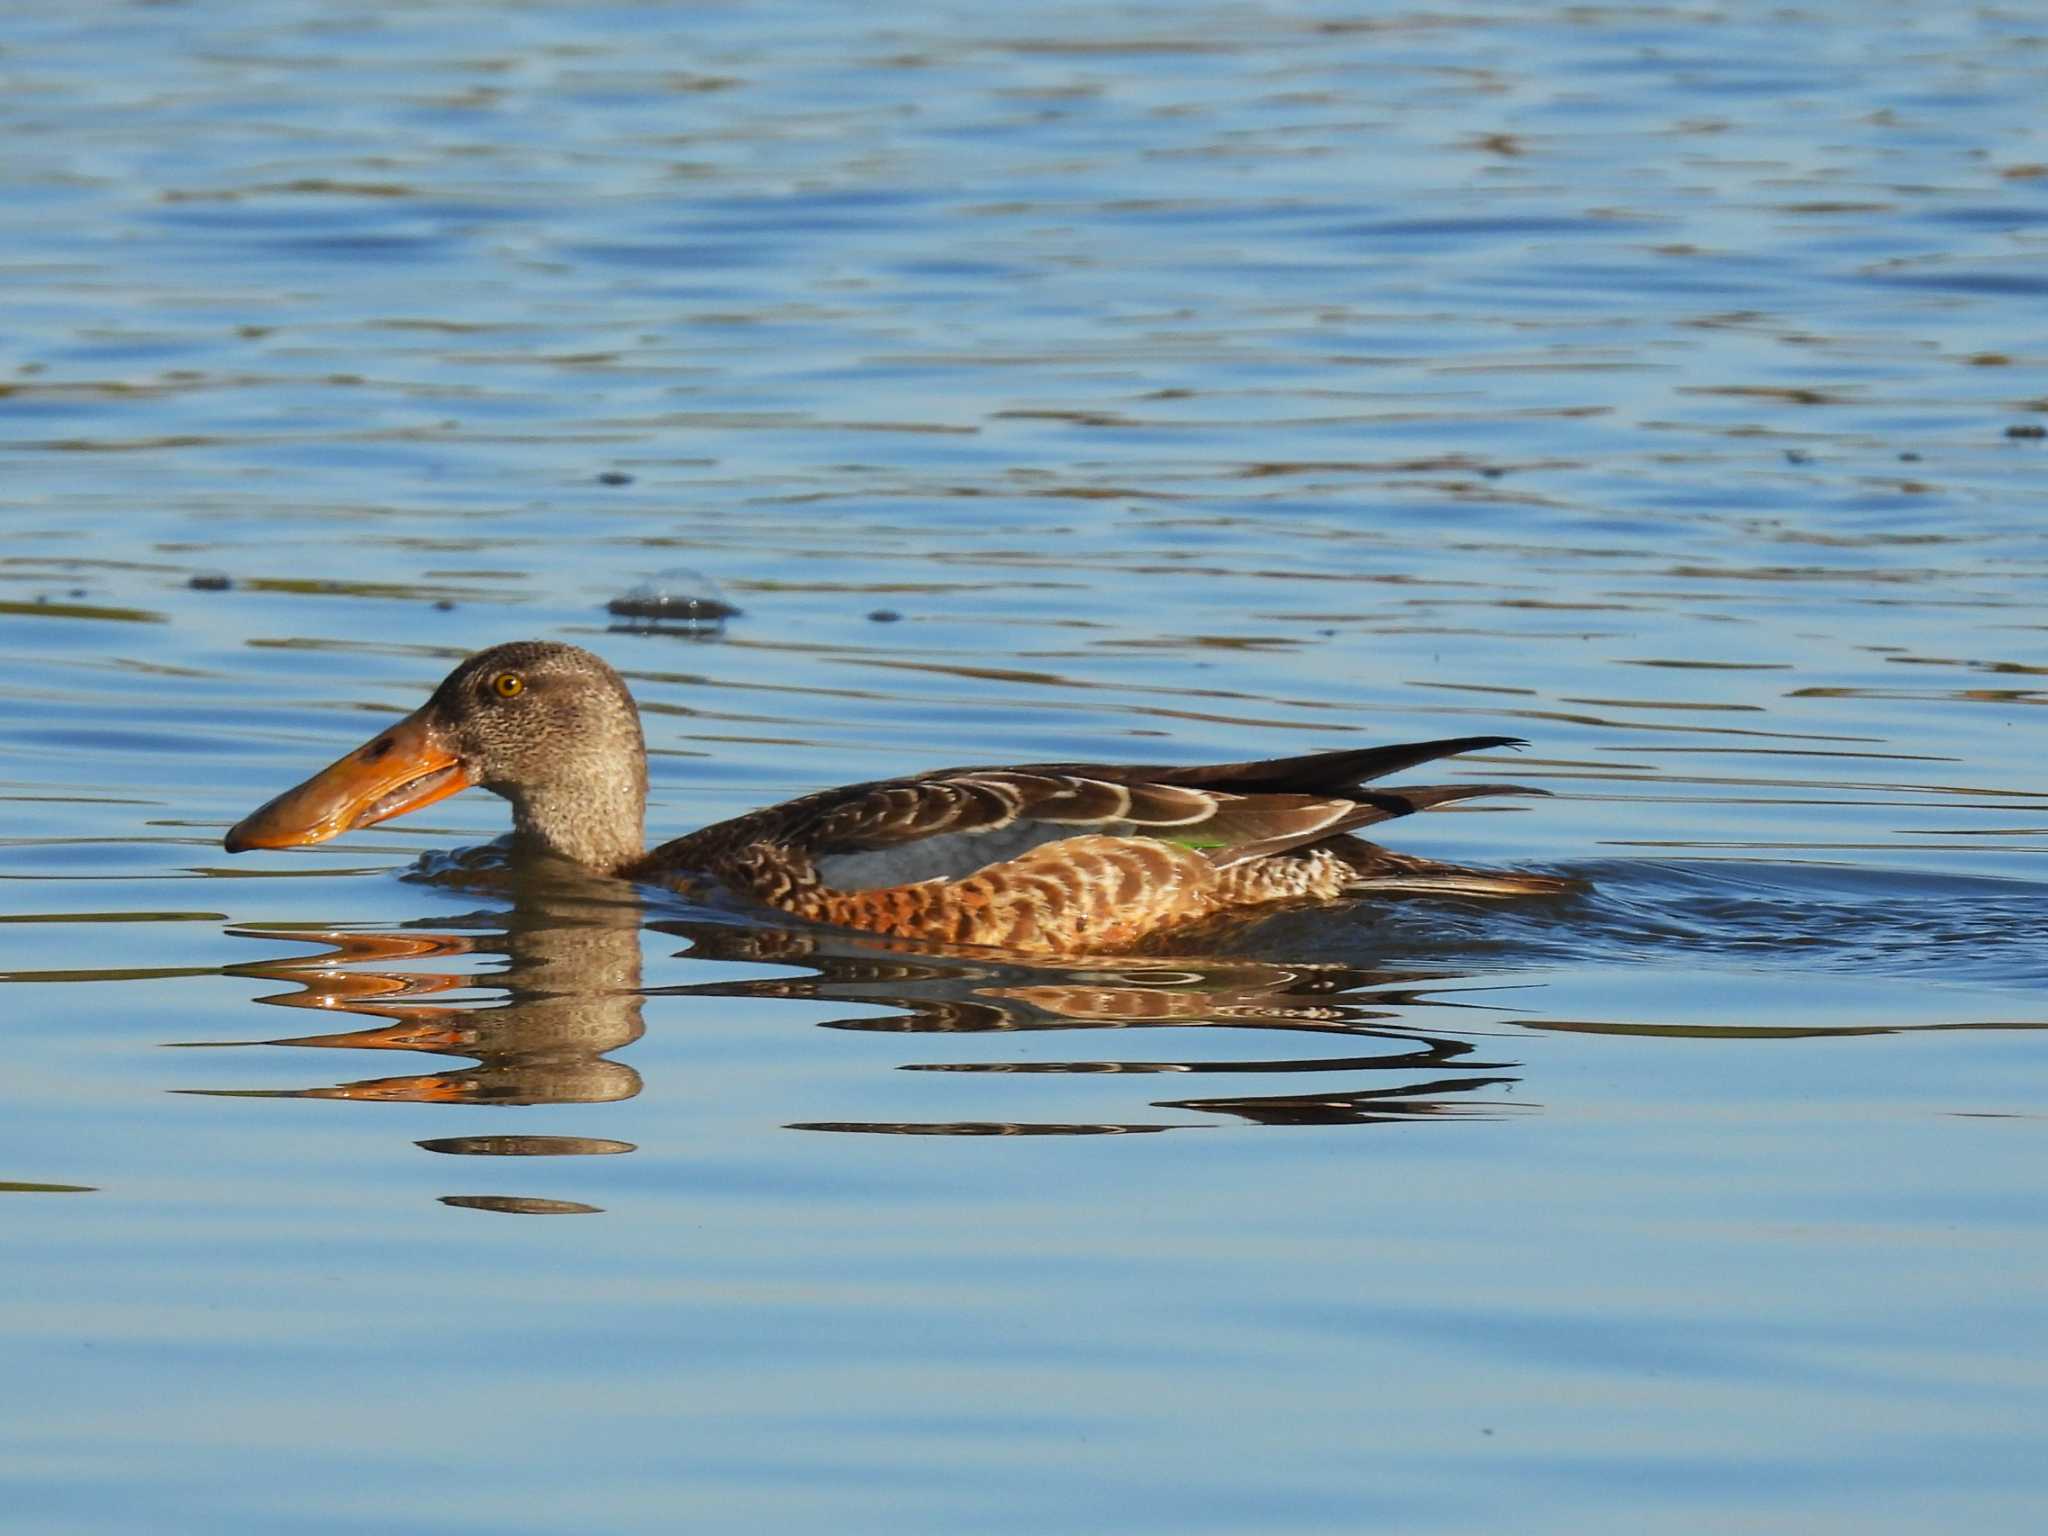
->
[225, 641, 1570, 954]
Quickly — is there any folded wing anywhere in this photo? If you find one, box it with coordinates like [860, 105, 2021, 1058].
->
[644, 734, 1539, 891]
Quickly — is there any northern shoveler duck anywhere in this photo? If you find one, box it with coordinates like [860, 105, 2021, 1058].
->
[225, 641, 1568, 953]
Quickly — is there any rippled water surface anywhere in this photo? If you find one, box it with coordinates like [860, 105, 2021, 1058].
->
[5, 2, 2047, 1531]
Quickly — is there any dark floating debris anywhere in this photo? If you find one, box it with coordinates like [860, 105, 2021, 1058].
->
[188, 573, 233, 591]
[432, 598, 457, 611]
[597, 470, 634, 486]
[417, 1135, 635, 1157]
[1899, 451, 1922, 461]
[439, 1195, 604, 1215]
[606, 567, 739, 636]
[607, 590, 741, 622]
[2005, 423, 2045, 439]
[867, 608, 903, 623]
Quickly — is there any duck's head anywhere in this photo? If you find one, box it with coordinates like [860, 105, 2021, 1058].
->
[224, 641, 648, 872]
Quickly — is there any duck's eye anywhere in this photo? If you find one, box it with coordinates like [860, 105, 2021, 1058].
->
[489, 672, 525, 700]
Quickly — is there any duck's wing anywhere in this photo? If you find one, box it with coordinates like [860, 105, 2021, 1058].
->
[639, 735, 1539, 887]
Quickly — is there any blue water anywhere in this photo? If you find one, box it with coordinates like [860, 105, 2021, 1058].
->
[3, 2, 2047, 1531]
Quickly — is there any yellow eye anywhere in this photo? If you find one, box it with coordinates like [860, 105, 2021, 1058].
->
[490, 672, 525, 699]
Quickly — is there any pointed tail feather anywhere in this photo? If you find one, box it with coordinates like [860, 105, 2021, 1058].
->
[1344, 781, 1548, 824]
[1155, 736, 1527, 795]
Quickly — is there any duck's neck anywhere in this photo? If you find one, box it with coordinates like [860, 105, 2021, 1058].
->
[498, 760, 647, 876]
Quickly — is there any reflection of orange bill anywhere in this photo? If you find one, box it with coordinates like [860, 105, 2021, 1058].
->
[225, 709, 474, 851]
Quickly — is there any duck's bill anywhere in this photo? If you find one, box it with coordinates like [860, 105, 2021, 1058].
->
[224, 710, 475, 853]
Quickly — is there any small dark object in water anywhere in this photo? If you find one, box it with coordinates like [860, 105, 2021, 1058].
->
[868, 608, 903, 623]
[2006, 423, 2046, 439]
[597, 471, 634, 486]
[433, 598, 457, 611]
[1784, 449, 1813, 465]
[607, 591, 741, 623]
[69, 587, 86, 598]
[1899, 451, 1921, 462]
[189, 573, 233, 591]
[606, 567, 740, 633]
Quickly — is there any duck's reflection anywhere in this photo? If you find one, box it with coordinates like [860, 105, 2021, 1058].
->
[212, 885, 647, 1111]
[646, 921, 1529, 1133]
[198, 872, 1534, 1203]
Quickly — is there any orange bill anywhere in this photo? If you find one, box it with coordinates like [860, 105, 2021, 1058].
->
[225, 708, 475, 852]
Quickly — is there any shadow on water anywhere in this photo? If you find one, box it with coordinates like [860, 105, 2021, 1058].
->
[195, 903, 1534, 1125]
[184, 855, 1557, 1211]
[673, 923, 1528, 1135]
[177, 846, 2048, 1212]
